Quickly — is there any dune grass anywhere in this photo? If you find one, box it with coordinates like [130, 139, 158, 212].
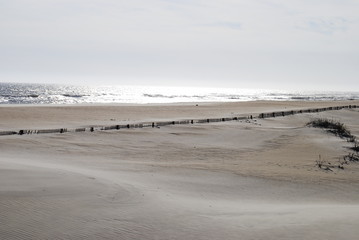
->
[307, 118, 352, 139]
[308, 119, 359, 169]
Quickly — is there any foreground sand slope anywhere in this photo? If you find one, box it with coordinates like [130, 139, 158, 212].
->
[1, 102, 359, 239]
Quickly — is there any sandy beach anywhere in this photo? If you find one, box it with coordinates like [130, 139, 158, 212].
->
[1, 100, 359, 239]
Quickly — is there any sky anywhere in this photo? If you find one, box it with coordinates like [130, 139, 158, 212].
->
[0, 0, 358, 91]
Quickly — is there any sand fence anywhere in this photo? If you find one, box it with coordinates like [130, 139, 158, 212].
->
[0, 104, 357, 136]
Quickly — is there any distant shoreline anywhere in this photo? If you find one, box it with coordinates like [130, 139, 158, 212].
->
[1, 82, 359, 104]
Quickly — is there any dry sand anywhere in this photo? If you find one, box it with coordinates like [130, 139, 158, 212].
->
[1, 100, 357, 130]
[1, 101, 359, 239]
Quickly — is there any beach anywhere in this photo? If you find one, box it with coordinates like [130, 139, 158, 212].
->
[1, 100, 359, 239]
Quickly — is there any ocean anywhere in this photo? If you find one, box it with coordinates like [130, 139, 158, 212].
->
[1, 82, 358, 105]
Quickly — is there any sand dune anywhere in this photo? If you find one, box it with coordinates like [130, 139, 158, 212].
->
[1, 101, 359, 239]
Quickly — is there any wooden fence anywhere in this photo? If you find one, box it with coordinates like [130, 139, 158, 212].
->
[0, 104, 356, 136]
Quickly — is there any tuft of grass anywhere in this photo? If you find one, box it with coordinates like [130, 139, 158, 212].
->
[351, 141, 359, 153]
[344, 153, 359, 162]
[316, 154, 324, 168]
[309, 118, 359, 170]
[315, 155, 345, 171]
[315, 155, 334, 171]
[307, 118, 352, 138]
[347, 135, 357, 143]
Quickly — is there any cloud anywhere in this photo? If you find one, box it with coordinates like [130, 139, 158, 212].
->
[296, 17, 349, 35]
[0, 0, 358, 90]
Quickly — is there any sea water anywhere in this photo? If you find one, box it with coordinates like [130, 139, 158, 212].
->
[1, 82, 358, 105]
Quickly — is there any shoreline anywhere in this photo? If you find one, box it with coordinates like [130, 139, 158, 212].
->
[1, 98, 359, 106]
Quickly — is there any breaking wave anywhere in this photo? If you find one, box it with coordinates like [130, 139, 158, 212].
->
[0, 82, 358, 104]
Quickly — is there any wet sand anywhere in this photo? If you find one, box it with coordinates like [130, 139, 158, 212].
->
[1, 101, 359, 239]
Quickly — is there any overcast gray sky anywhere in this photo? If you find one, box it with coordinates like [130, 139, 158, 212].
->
[1, 0, 358, 91]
